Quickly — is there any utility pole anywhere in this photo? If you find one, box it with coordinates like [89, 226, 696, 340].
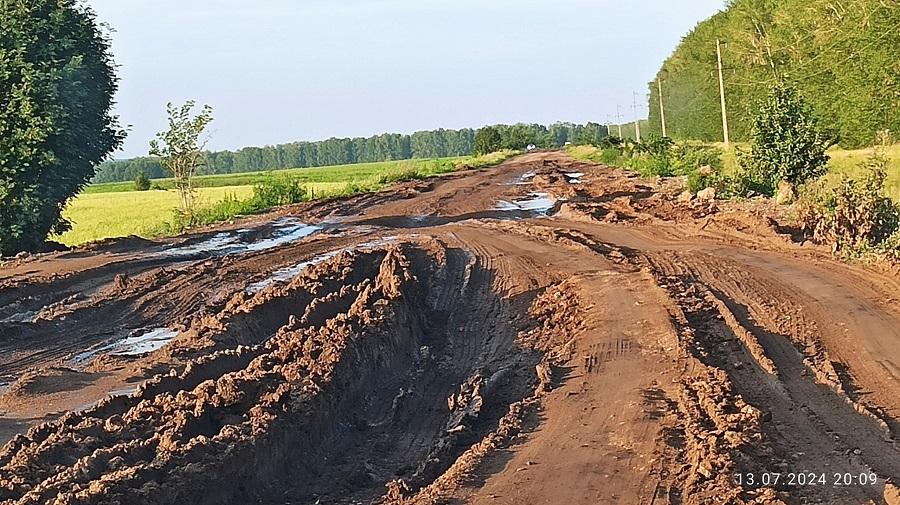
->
[716, 39, 730, 147]
[606, 115, 613, 138]
[615, 105, 624, 138]
[657, 78, 668, 138]
[632, 92, 642, 143]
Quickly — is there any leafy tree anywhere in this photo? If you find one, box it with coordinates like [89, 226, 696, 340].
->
[149, 101, 214, 214]
[474, 127, 502, 155]
[648, 0, 900, 148]
[0, 0, 123, 255]
[134, 172, 151, 191]
[741, 83, 832, 193]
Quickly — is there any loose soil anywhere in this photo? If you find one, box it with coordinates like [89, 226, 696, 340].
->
[0, 152, 898, 504]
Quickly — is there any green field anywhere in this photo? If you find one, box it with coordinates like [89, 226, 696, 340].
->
[84, 158, 469, 194]
[58, 152, 517, 246]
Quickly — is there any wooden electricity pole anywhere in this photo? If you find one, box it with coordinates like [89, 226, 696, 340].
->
[616, 105, 624, 138]
[632, 92, 642, 142]
[657, 78, 668, 138]
[716, 39, 730, 147]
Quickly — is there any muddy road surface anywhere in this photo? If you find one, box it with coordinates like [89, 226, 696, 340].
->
[1, 152, 899, 504]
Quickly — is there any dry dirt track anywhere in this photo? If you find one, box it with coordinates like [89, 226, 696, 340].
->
[0, 151, 899, 504]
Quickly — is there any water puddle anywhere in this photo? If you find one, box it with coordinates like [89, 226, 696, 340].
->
[0, 311, 38, 324]
[112, 328, 179, 356]
[241, 221, 321, 252]
[245, 237, 400, 295]
[502, 171, 536, 186]
[564, 172, 584, 184]
[69, 328, 179, 365]
[245, 252, 340, 294]
[161, 232, 239, 258]
[495, 192, 557, 214]
[162, 217, 322, 258]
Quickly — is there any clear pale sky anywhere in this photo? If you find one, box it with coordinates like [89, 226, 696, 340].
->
[86, 0, 725, 158]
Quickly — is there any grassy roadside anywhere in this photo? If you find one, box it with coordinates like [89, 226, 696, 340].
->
[567, 143, 900, 202]
[57, 150, 519, 246]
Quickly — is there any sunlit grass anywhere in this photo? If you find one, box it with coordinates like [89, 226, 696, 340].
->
[569, 142, 900, 202]
[56, 186, 254, 246]
[59, 151, 521, 246]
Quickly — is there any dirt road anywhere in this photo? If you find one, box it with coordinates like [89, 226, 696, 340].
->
[1, 152, 898, 504]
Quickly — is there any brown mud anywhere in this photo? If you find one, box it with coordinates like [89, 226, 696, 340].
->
[1, 152, 899, 504]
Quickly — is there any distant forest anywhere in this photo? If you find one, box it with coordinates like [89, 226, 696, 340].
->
[94, 122, 609, 183]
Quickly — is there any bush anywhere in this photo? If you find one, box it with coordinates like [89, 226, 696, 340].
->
[797, 149, 900, 257]
[247, 174, 307, 209]
[599, 148, 622, 165]
[377, 163, 425, 184]
[740, 83, 833, 195]
[134, 173, 151, 191]
[597, 136, 624, 149]
[627, 156, 672, 177]
[670, 143, 723, 175]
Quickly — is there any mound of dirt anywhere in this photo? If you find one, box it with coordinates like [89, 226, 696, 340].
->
[0, 242, 557, 504]
[0, 367, 97, 407]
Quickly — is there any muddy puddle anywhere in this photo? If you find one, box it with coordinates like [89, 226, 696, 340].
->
[246, 237, 400, 294]
[0, 311, 37, 324]
[69, 327, 179, 365]
[495, 192, 558, 214]
[162, 217, 322, 258]
[245, 253, 340, 294]
[564, 172, 584, 184]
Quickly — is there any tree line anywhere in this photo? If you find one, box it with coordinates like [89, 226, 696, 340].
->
[647, 0, 900, 148]
[93, 122, 610, 183]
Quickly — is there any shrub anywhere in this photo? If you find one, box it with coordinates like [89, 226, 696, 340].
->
[627, 135, 675, 177]
[377, 163, 425, 184]
[687, 170, 717, 193]
[670, 144, 724, 175]
[740, 83, 832, 195]
[797, 149, 900, 257]
[634, 135, 674, 158]
[134, 173, 151, 191]
[247, 174, 307, 209]
[599, 148, 622, 165]
[597, 136, 624, 149]
[627, 156, 672, 177]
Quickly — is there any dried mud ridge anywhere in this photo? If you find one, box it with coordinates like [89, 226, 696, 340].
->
[2, 152, 900, 504]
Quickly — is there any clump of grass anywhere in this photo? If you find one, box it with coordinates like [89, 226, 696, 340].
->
[459, 149, 520, 169]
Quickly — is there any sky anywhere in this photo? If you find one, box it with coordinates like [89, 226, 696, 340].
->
[86, 0, 726, 158]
